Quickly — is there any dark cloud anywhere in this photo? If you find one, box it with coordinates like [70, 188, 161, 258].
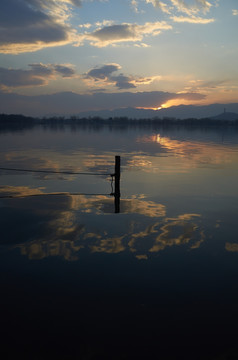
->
[80, 21, 172, 47]
[0, 90, 206, 116]
[0, 67, 46, 88]
[92, 24, 138, 41]
[0, 0, 77, 53]
[53, 65, 76, 78]
[86, 64, 121, 80]
[0, 0, 49, 27]
[110, 75, 136, 89]
[85, 64, 157, 90]
[28, 64, 53, 76]
[0, 64, 76, 88]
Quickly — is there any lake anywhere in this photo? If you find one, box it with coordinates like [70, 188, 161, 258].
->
[1, 123, 238, 359]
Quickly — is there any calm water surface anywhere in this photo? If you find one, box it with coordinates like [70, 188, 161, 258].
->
[1, 124, 238, 359]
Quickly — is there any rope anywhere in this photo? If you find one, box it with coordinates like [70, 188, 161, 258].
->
[0, 192, 115, 199]
[0, 167, 112, 176]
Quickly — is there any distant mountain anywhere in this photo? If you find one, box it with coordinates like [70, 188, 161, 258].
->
[210, 111, 238, 121]
[76, 104, 238, 120]
[1, 89, 238, 119]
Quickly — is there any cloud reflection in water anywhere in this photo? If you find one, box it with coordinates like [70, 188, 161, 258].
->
[0, 185, 205, 261]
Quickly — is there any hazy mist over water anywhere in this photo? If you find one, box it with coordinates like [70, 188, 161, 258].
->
[1, 124, 238, 359]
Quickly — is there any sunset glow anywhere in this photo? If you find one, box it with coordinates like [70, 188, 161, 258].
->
[0, 1, 237, 116]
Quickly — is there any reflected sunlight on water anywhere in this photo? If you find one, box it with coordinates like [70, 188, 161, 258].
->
[137, 132, 238, 168]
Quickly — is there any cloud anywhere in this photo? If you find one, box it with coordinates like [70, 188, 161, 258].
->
[171, 15, 215, 23]
[232, 10, 238, 16]
[86, 64, 121, 80]
[78, 23, 92, 28]
[145, 0, 171, 14]
[170, 0, 213, 15]
[144, 0, 216, 16]
[84, 64, 160, 90]
[0, 0, 81, 54]
[78, 21, 172, 47]
[110, 75, 137, 89]
[0, 64, 76, 89]
[131, 0, 139, 13]
[186, 79, 232, 94]
[0, 0, 218, 54]
[110, 74, 161, 90]
[196, 0, 213, 13]
[53, 64, 76, 77]
[134, 1, 217, 26]
[0, 90, 206, 116]
[198, 79, 229, 89]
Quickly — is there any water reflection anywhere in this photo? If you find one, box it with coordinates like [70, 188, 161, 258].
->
[2, 129, 238, 184]
[137, 133, 238, 169]
[1, 126, 238, 359]
[0, 185, 205, 261]
[225, 243, 238, 252]
[1, 151, 115, 180]
[1, 128, 238, 260]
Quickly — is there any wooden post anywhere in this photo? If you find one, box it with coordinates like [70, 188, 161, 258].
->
[114, 156, 120, 213]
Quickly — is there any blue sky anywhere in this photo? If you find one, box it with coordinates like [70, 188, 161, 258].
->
[0, 0, 237, 115]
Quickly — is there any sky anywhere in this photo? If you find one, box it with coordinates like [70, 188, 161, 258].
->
[0, 0, 238, 116]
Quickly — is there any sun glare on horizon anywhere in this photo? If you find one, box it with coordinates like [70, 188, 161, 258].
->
[136, 104, 169, 111]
